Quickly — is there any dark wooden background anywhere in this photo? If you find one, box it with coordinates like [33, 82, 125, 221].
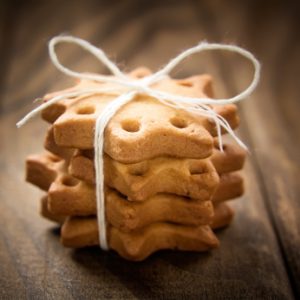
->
[1, 0, 299, 299]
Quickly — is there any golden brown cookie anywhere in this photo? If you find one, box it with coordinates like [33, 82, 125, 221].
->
[40, 195, 65, 224]
[68, 146, 245, 203]
[211, 140, 246, 174]
[61, 219, 219, 261]
[27, 153, 217, 229]
[39, 195, 234, 231]
[44, 127, 74, 161]
[211, 203, 234, 229]
[42, 71, 239, 163]
[26, 152, 65, 191]
[26, 153, 243, 217]
[213, 172, 244, 203]
[46, 172, 242, 217]
[27, 151, 221, 203]
[74, 154, 219, 201]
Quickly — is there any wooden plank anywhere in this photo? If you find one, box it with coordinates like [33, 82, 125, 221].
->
[195, 2, 300, 297]
[0, 1, 24, 105]
[0, 198, 73, 299]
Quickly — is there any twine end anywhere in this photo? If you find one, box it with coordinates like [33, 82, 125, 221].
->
[16, 121, 23, 128]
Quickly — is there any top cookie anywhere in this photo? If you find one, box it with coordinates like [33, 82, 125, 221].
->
[42, 68, 239, 163]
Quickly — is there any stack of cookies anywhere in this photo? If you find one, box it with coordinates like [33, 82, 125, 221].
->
[26, 67, 246, 261]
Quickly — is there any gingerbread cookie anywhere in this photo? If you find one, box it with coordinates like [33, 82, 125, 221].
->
[61, 219, 219, 261]
[42, 71, 239, 163]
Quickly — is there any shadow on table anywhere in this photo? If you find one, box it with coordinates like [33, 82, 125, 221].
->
[68, 232, 224, 298]
[46, 223, 281, 298]
[72, 249, 213, 298]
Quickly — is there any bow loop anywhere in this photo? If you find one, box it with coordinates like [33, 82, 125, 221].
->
[49, 35, 128, 85]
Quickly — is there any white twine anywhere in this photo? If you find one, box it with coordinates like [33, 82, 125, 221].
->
[17, 36, 260, 250]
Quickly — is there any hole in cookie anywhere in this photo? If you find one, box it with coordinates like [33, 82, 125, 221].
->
[170, 116, 188, 129]
[62, 176, 78, 187]
[76, 105, 95, 115]
[49, 155, 61, 163]
[129, 162, 149, 176]
[189, 164, 205, 175]
[133, 68, 151, 79]
[135, 72, 146, 79]
[121, 119, 140, 132]
[178, 81, 193, 87]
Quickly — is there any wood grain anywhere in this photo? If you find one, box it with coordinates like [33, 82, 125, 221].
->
[0, 0, 299, 299]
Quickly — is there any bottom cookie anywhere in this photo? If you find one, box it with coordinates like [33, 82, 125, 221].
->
[40, 196, 233, 261]
[61, 219, 219, 261]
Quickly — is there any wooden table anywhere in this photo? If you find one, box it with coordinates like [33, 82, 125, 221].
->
[1, 0, 299, 299]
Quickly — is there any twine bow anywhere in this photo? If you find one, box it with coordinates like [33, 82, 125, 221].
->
[17, 36, 260, 250]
